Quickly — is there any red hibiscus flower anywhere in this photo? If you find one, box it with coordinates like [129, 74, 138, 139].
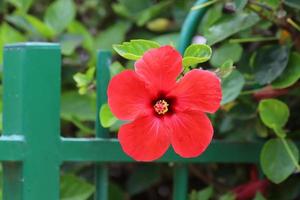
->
[108, 45, 222, 161]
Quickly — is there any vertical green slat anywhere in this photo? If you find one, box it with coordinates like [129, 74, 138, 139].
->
[3, 43, 61, 200]
[95, 50, 111, 200]
[173, 165, 189, 200]
[174, 0, 208, 198]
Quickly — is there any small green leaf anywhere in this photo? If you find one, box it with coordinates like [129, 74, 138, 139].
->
[113, 39, 160, 60]
[60, 34, 82, 56]
[99, 104, 118, 128]
[218, 59, 234, 78]
[68, 21, 94, 52]
[44, 0, 76, 34]
[272, 52, 300, 89]
[254, 45, 290, 85]
[258, 99, 289, 129]
[210, 43, 243, 68]
[25, 14, 55, 38]
[219, 192, 236, 200]
[110, 61, 125, 78]
[183, 44, 212, 67]
[253, 192, 266, 200]
[61, 174, 95, 200]
[260, 138, 299, 183]
[221, 70, 245, 105]
[189, 187, 213, 200]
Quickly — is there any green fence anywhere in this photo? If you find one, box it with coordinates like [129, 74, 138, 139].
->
[1, 0, 263, 199]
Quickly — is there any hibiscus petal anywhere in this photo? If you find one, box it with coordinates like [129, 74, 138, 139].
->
[135, 45, 182, 91]
[118, 116, 170, 161]
[107, 70, 152, 120]
[169, 69, 222, 113]
[167, 110, 213, 158]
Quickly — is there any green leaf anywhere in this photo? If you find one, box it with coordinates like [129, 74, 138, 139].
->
[95, 21, 131, 51]
[61, 174, 95, 200]
[109, 182, 125, 200]
[136, 0, 172, 26]
[68, 21, 94, 52]
[113, 39, 160, 60]
[204, 12, 260, 45]
[25, 14, 55, 38]
[110, 61, 125, 78]
[210, 43, 243, 68]
[221, 70, 245, 105]
[61, 91, 96, 121]
[152, 33, 179, 46]
[189, 187, 213, 200]
[219, 192, 236, 200]
[99, 104, 118, 128]
[283, 0, 300, 10]
[183, 44, 212, 67]
[260, 138, 299, 183]
[234, 0, 248, 12]
[253, 45, 290, 85]
[258, 99, 289, 129]
[45, 0, 76, 34]
[127, 165, 160, 195]
[272, 52, 300, 89]
[7, 0, 33, 12]
[60, 34, 83, 56]
[253, 192, 266, 200]
[218, 59, 234, 78]
[199, 3, 223, 32]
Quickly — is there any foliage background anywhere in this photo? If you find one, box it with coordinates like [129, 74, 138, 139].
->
[1, 0, 300, 199]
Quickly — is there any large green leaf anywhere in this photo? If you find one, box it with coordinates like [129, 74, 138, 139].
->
[45, 0, 76, 34]
[183, 44, 212, 67]
[258, 99, 289, 129]
[260, 138, 299, 183]
[253, 45, 290, 85]
[95, 21, 131, 51]
[204, 12, 260, 45]
[210, 43, 243, 68]
[221, 70, 245, 105]
[61, 174, 95, 200]
[272, 52, 300, 89]
[113, 39, 160, 60]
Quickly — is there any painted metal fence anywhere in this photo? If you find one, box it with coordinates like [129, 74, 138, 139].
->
[1, 0, 262, 199]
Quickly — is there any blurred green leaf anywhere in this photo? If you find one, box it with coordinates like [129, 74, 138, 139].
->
[45, 0, 76, 34]
[127, 165, 160, 195]
[218, 59, 234, 78]
[95, 21, 131, 51]
[272, 52, 300, 89]
[221, 70, 245, 105]
[100, 104, 118, 128]
[189, 187, 213, 200]
[253, 45, 290, 85]
[25, 14, 55, 38]
[7, 0, 33, 12]
[61, 174, 95, 200]
[152, 33, 179, 46]
[113, 39, 160, 60]
[146, 18, 171, 32]
[234, 0, 248, 12]
[61, 91, 96, 121]
[60, 34, 83, 56]
[110, 61, 125, 78]
[260, 138, 299, 183]
[183, 44, 212, 67]
[219, 192, 236, 200]
[137, 0, 173, 26]
[200, 3, 222, 32]
[258, 99, 289, 129]
[109, 182, 125, 200]
[68, 21, 94, 52]
[253, 192, 266, 200]
[284, 0, 300, 9]
[210, 43, 242, 67]
[204, 12, 260, 45]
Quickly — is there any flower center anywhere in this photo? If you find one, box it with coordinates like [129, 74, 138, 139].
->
[154, 99, 169, 115]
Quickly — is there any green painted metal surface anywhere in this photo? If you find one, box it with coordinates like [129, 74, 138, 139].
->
[0, 0, 270, 199]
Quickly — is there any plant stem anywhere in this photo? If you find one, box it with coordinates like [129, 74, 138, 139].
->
[191, 0, 220, 10]
[229, 37, 278, 43]
[287, 18, 300, 32]
[280, 138, 300, 172]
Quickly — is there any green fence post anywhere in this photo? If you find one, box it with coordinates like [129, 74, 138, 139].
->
[95, 50, 111, 200]
[3, 43, 61, 200]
